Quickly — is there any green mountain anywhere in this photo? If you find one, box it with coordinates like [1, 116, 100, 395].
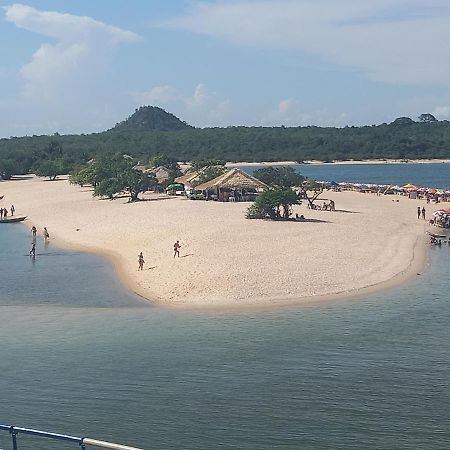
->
[111, 106, 193, 132]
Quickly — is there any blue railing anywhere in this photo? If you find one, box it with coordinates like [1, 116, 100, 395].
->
[0, 424, 145, 450]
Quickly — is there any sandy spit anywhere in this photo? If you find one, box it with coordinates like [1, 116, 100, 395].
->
[0, 176, 436, 308]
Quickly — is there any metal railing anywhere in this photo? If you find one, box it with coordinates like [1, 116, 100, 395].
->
[0, 424, 145, 450]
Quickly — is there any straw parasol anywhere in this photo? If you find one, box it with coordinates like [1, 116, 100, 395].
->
[194, 168, 268, 191]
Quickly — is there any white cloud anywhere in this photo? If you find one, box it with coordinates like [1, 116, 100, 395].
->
[261, 98, 348, 127]
[168, 0, 450, 85]
[433, 106, 450, 120]
[4, 4, 140, 101]
[132, 83, 232, 127]
[1, 4, 140, 135]
[132, 85, 181, 106]
[4, 4, 138, 42]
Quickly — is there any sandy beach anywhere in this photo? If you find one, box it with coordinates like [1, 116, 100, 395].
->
[1, 176, 437, 308]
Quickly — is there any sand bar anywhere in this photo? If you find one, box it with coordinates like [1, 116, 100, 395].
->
[0, 176, 438, 308]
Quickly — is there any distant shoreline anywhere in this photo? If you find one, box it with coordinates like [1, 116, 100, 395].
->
[226, 158, 450, 167]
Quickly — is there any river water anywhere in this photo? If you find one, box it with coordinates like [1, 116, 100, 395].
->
[241, 162, 450, 188]
[1, 164, 450, 450]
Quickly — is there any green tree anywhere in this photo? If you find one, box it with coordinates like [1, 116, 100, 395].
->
[34, 158, 70, 180]
[251, 188, 299, 219]
[92, 158, 157, 201]
[190, 159, 226, 172]
[124, 166, 157, 201]
[148, 154, 180, 171]
[253, 166, 304, 188]
[0, 158, 19, 180]
[70, 160, 111, 187]
[94, 178, 124, 199]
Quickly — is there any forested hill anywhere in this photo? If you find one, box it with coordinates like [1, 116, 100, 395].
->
[111, 106, 193, 132]
[1, 109, 450, 177]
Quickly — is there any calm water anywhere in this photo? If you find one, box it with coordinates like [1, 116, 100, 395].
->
[242, 162, 450, 188]
[1, 164, 450, 449]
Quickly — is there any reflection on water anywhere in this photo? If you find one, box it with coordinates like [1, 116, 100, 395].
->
[1, 222, 450, 449]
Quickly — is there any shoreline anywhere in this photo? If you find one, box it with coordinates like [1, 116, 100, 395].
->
[227, 158, 450, 167]
[27, 230, 430, 312]
[1, 177, 437, 309]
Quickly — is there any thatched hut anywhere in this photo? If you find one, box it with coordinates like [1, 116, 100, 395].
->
[194, 168, 267, 201]
[175, 169, 204, 189]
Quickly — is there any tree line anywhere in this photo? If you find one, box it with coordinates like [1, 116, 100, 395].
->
[2, 109, 450, 180]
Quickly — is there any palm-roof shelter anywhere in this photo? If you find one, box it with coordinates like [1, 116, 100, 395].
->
[175, 169, 204, 188]
[194, 168, 267, 201]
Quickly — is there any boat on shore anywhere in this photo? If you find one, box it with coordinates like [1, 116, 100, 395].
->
[0, 216, 27, 223]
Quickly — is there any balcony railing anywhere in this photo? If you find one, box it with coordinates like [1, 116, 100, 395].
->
[0, 424, 145, 450]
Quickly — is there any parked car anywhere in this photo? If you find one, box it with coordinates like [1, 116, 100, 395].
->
[187, 190, 206, 200]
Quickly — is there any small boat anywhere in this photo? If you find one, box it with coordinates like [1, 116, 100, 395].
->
[0, 216, 27, 223]
[427, 231, 448, 239]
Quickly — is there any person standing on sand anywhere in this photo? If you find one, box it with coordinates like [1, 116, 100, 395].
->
[138, 252, 145, 270]
[0, 208, 3, 220]
[422, 207, 426, 220]
[417, 206, 421, 219]
[173, 240, 181, 258]
[10, 205, 15, 216]
[43, 227, 50, 241]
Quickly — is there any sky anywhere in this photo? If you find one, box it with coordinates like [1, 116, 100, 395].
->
[1, 0, 450, 137]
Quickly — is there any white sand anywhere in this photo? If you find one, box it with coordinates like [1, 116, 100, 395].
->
[1, 176, 435, 307]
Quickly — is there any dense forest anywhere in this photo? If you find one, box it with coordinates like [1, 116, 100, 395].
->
[1, 107, 450, 179]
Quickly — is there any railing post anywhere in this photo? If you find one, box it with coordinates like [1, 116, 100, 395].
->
[10, 427, 18, 450]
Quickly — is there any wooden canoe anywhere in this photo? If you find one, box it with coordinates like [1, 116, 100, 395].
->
[0, 216, 27, 223]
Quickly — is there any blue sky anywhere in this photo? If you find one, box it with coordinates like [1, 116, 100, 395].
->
[1, 0, 450, 137]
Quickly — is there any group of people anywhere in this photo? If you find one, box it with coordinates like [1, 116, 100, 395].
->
[417, 206, 426, 220]
[0, 204, 15, 219]
[29, 226, 50, 257]
[309, 199, 335, 211]
[429, 235, 449, 246]
[138, 240, 181, 271]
